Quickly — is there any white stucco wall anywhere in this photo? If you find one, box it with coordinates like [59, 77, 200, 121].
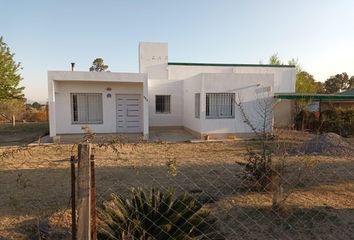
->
[200, 73, 274, 134]
[183, 75, 203, 133]
[182, 73, 274, 135]
[148, 79, 184, 127]
[139, 42, 168, 79]
[48, 71, 148, 137]
[168, 64, 295, 93]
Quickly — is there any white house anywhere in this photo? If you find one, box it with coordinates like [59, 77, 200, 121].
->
[48, 42, 295, 140]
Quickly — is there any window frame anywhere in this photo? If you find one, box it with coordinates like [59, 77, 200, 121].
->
[195, 93, 200, 118]
[205, 93, 235, 119]
[155, 95, 171, 114]
[70, 93, 103, 124]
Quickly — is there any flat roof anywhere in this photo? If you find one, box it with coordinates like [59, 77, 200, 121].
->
[168, 62, 295, 68]
[275, 93, 354, 100]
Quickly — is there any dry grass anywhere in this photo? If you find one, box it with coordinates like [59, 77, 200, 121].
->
[0, 132, 354, 239]
[0, 122, 49, 146]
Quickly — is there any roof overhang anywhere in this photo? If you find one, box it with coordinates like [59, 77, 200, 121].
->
[275, 93, 354, 101]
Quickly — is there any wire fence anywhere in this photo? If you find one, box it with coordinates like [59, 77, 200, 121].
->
[1, 130, 354, 239]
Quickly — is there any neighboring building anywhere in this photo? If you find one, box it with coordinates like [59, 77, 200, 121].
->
[48, 42, 296, 139]
[321, 88, 354, 111]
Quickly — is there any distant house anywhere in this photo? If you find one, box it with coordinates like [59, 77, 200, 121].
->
[48, 42, 296, 139]
[321, 88, 354, 111]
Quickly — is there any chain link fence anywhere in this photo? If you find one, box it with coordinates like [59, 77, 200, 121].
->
[1, 130, 354, 239]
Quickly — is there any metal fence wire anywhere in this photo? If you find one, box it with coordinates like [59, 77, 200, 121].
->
[1, 129, 354, 240]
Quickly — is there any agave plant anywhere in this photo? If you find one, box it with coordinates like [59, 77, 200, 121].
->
[97, 188, 218, 240]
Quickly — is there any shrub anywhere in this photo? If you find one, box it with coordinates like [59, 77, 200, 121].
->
[97, 188, 218, 240]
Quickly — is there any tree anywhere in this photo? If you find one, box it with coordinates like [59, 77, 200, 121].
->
[269, 53, 282, 65]
[32, 102, 41, 109]
[0, 36, 24, 99]
[288, 58, 302, 74]
[296, 71, 324, 94]
[89, 58, 108, 72]
[323, 72, 353, 93]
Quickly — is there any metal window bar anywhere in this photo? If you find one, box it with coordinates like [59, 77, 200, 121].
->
[155, 95, 171, 113]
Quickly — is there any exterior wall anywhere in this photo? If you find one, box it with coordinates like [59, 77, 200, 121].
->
[273, 100, 294, 128]
[183, 75, 203, 133]
[200, 73, 274, 134]
[168, 65, 295, 93]
[54, 81, 143, 134]
[48, 71, 148, 138]
[321, 101, 354, 111]
[148, 79, 184, 127]
[139, 42, 168, 79]
[167, 65, 296, 130]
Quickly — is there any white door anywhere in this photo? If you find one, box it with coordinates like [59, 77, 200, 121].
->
[116, 94, 142, 133]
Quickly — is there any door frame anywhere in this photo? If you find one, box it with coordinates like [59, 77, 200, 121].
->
[115, 94, 142, 133]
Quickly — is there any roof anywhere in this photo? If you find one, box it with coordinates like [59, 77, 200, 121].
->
[339, 88, 354, 96]
[168, 62, 295, 68]
[275, 93, 354, 101]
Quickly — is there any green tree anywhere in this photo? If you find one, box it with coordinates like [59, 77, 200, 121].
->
[288, 58, 302, 73]
[89, 58, 108, 72]
[269, 53, 282, 65]
[32, 102, 41, 109]
[323, 72, 353, 93]
[0, 36, 24, 99]
[296, 71, 324, 93]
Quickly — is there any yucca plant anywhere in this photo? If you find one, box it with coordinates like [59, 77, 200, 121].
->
[97, 188, 218, 240]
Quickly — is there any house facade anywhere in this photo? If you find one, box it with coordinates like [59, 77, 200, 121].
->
[48, 42, 296, 139]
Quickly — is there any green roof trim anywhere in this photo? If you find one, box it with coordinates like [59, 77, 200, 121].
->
[275, 93, 354, 100]
[168, 62, 295, 68]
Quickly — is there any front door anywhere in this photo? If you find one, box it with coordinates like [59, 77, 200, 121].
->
[116, 94, 141, 133]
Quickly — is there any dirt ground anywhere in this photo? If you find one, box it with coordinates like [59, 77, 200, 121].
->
[0, 122, 49, 146]
[0, 131, 354, 239]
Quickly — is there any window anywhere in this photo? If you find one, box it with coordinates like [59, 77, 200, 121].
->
[206, 93, 235, 119]
[195, 93, 200, 118]
[155, 95, 171, 113]
[71, 93, 103, 124]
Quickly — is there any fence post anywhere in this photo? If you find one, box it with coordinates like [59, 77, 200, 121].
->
[70, 156, 77, 240]
[90, 153, 97, 240]
[77, 143, 91, 240]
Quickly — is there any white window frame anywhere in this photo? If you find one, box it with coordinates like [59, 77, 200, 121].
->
[195, 93, 200, 118]
[71, 93, 103, 124]
[206, 93, 235, 119]
[155, 95, 171, 114]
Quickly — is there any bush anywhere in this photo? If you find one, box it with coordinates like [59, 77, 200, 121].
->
[98, 188, 218, 240]
[295, 109, 354, 137]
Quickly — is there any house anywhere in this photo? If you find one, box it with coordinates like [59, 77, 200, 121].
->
[48, 42, 296, 140]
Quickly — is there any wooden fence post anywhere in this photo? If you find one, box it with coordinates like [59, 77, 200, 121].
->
[90, 154, 97, 240]
[77, 143, 91, 240]
[70, 156, 77, 240]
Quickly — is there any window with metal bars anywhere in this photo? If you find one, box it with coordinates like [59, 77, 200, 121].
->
[71, 93, 103, 124]
[155, 95, 171, 113]
[195, 93, 200, 118]
[206, 93, 235, 119]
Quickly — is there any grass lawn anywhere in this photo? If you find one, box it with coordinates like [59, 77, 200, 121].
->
[0, 122, 49, 146]
[0, 131, 353, 239]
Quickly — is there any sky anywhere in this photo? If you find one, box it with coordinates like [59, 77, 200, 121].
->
[1, 0, 354, 102]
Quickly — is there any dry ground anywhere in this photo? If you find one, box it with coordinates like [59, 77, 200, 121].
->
[0, 131, 354, 239]
[0, 122, 49, 146]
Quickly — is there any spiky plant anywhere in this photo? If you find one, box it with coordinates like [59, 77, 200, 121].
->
[97, 188, 218, 240]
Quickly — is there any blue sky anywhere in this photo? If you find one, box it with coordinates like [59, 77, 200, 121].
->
[2, 0, 354, 102]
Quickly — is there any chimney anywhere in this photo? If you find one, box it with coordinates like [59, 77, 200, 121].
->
[71, 62, 75, 71]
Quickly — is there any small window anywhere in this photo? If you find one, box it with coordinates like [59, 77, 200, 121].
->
[71, 93, 103, 124]
[206, 93, 235, 119]
[195, 93, 200, 118]
[155, 95, 171, 113]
